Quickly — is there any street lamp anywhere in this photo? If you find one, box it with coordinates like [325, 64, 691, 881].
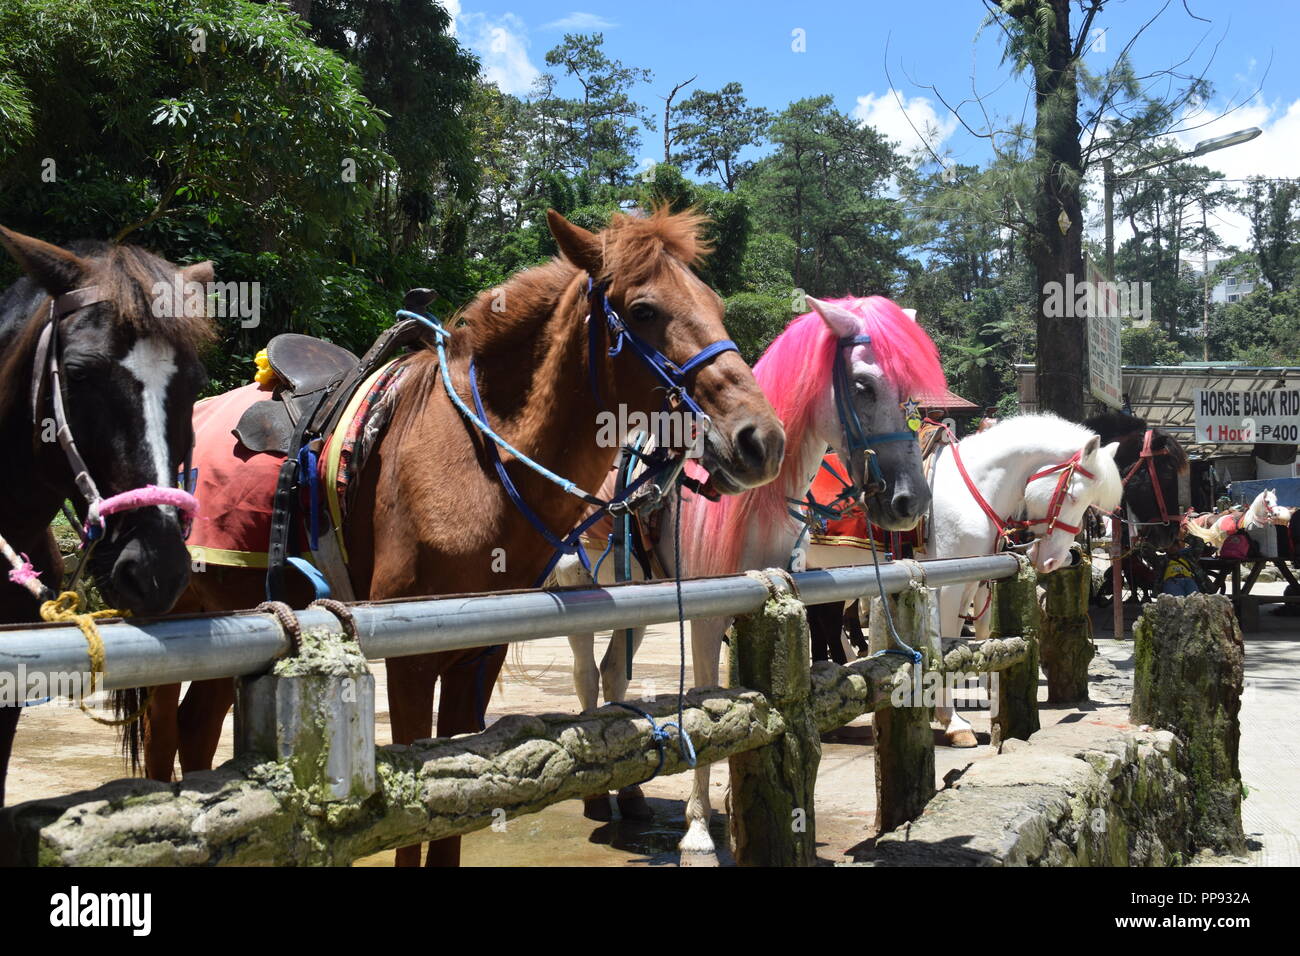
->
[1102, 126, 1261, 277]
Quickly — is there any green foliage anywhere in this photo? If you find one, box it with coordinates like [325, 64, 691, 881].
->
[1122, 323, 1184, 366]
[723, 292, 794, 364]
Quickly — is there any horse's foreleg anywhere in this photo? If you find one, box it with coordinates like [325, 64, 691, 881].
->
[600, 627, 653, 821]
[0, 704, 19, 807]
[425, 645, 508, 868]
[680, 620, 724, 865]
[935, 583, 978, 747]
[568, 631, 614, 820]
[144, 683, 182, 782]
[387, 654, 440, 867]
[176, 678, 235, 774]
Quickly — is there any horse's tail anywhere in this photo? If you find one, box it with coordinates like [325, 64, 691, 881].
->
[111, 688, 149, 776]
[1182, 518, 1222, 548]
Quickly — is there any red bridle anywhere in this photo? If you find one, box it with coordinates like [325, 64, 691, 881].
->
[946, 427, 1097, 544]
[1119, 429, 1180, 524]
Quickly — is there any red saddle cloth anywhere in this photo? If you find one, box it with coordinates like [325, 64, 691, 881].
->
[186, 384, 285, 566]
[807, 453, 925, 555]
[186, 360, 410, 569]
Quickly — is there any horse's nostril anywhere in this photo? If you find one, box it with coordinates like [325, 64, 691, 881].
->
[735, 423, 768, 469]
[894, 494, 915, 517]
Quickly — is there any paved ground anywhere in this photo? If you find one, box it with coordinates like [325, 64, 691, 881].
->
[5, 578, 1296, 866]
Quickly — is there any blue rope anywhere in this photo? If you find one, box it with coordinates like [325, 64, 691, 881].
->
[610, 702, 693, 781]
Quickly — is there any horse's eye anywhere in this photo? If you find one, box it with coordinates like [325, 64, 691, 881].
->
[628, 303, 657, 323]
[855, 380, 875, 400]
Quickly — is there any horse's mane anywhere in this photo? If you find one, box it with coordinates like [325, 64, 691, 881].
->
[689, 296, 946, 576]
[0, 242, 214, 423]
[973, 413, 1124, 514]
[1082, 410, 1189, 476]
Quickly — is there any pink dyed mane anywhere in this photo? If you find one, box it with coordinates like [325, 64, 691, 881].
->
[688, 296, 946, 576]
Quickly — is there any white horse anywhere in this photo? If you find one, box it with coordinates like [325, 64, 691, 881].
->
[554, 295, 946, 862]
[1184, 488, 1292, 549]
[927, 414, 1123, 744]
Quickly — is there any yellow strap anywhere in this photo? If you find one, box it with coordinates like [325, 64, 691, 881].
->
[39, 590, 150, 727]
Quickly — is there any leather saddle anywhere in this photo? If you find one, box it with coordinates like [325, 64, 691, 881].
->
[235, 335, 359, 454]
[246, 289, 441, 602]
[235, 289, 440, 456]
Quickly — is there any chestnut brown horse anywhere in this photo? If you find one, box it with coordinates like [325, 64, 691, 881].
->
[142, 207, 785, 866]
[0, 227, 212, 806]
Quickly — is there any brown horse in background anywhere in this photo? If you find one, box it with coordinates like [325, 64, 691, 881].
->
[143, 207, 786, 866]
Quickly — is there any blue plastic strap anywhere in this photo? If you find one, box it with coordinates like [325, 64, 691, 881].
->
[286, 556, 331, 600]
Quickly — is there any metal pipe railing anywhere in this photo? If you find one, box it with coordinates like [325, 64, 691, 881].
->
[0, 554, 1022, 691]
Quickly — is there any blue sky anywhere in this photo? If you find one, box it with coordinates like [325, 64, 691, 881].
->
[445, 1, 1300, 249]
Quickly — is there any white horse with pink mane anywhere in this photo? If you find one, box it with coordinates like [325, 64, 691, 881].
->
[554, 294, 945, 863]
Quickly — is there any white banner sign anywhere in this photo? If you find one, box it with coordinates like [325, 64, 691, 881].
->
[1084, 257, 1123, 409]
[1193, 388, 1300, 444]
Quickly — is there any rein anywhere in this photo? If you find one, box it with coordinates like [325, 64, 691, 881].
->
[4, 288, 199, 603]
[397, 278, 738, 587]
[1118, 429, 1180, 526]
[945, 423, 1096, 544]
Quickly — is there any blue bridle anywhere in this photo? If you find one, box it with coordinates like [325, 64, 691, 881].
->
[399, 279, 739, 586]
[831, 332, 918, 493]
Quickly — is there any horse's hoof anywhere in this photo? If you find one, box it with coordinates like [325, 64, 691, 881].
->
[582, 795, 614, 821]
[945, 729, 979, 748]
[678, 849, 721, 868]
[616, 791, 654, 822]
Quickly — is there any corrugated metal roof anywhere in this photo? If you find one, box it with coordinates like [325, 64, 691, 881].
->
[1015, 364, 1300, 456]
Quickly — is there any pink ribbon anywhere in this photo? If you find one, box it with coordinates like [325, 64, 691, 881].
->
[7, 554, 42, 588]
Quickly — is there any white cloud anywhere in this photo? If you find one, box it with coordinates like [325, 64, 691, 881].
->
[1089, 96, 1300, 255]
[438, 0, 461, 36]
[458, 12, 541, 96]
[852, 90, 958, 161]
[541, 12, 617, 31]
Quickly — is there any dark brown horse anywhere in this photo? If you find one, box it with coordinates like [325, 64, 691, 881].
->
[143, 207, 786, 866]
[0, 227, 212, 805]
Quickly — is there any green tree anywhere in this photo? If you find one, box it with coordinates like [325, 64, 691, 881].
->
[671, 82, 769, 191]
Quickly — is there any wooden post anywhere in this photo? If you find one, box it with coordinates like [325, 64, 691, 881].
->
[989, 557, 1041, 747]
[728, 570, 820, 866]
[235, 625, 376, 804]
[868, 583, 937, 831]
[1039, 560, 1094, 703]
[1132, 594, 1246, 854]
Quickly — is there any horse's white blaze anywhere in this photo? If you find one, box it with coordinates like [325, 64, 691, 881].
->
[120, 338, 178, 490]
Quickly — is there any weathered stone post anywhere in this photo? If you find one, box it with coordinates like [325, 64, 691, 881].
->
[1132, 594, 1246, 854]
[1039, 559, 1094, 703]
[728, 570, 820, 867]
[235, 624, 376, 804]
[989, 556, 1041, 746]
[868, 581, 938, 831]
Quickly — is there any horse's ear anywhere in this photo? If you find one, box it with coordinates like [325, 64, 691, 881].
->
[807, 297, 860, 340]
[546, 210, 603, 275]
[1102, 440, 1120, 461]
[1079, 433, 1101, 461]
[182, 260, 214, 285]
[0, 225, 90, 296]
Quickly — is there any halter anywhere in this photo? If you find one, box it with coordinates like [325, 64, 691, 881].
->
[1118, 429, 1180, 525]
[831, 332, 918, 497]
[398, 278, 740, 586]
[5, 288, 199, 600]
[946, 423, 1097, 545]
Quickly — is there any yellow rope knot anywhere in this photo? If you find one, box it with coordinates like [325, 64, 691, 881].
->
[39, 590, 149, 726]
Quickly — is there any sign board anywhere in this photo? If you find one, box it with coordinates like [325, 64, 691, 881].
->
[1084, 255, 1123, 409]
[1193, 387, 1300, 444]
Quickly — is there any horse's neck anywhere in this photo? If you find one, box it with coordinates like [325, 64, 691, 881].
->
[959, 431, 1079, 517]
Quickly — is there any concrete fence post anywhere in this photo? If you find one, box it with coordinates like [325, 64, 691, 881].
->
[235, 624, 376, 804]
[1039, 559, 1094, 703]
[990, 557, 1041, 747]
[868, 582, 938, 831]
[728, 570, 820, 867]
[1132, 594, 1246, 855]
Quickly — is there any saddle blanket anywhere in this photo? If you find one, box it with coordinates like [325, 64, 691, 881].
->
[186, 359, 409, 570]
[806, 452, 925, 557]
